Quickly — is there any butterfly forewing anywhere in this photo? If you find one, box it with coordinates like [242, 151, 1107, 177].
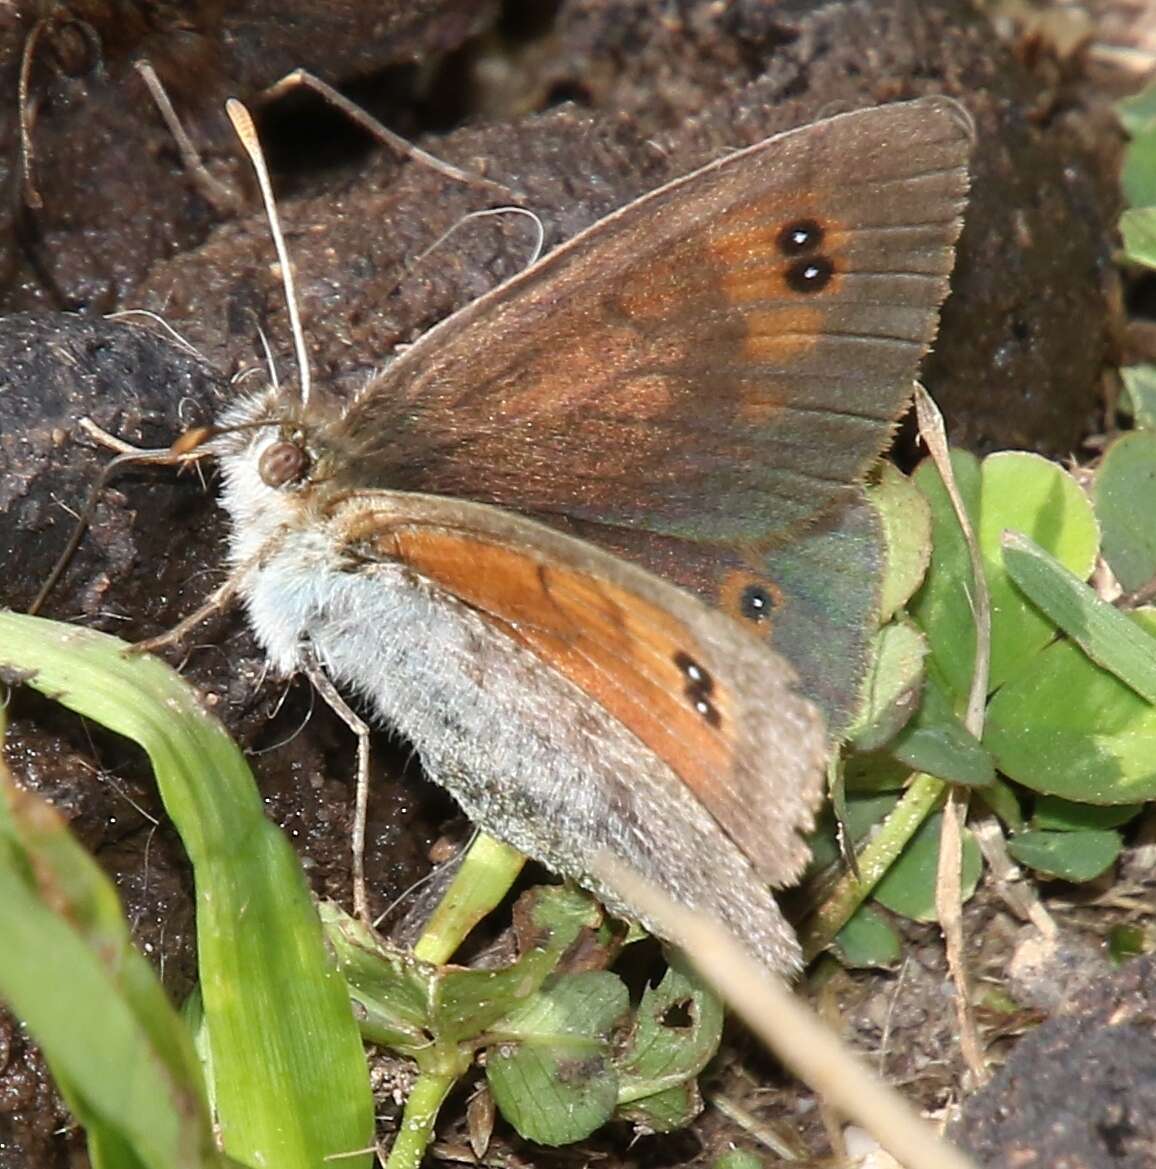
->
[340, 493, 826, 887]
[331, 98, 972, 544]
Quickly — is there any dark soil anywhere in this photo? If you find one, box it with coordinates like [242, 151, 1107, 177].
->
[0, 1, 1149, 1167]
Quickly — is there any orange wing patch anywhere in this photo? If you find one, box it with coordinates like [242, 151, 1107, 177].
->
[371, 524, 737, 794]
[707, 205, 850, 392]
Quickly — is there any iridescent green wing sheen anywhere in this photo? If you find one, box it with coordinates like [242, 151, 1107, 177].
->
[569, 488, 886, 735]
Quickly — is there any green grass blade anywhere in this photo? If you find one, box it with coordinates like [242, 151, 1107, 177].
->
[1001, 532, 1156, 703]
[1122, 206, 1156, 268]
[0, 743, 232, 1169]
[0, 613, 373, 1168]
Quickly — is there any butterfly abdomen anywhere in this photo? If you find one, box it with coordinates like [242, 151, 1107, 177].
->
[244, 540, 805, 972]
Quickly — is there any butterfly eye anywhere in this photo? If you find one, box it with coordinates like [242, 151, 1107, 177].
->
[259, 439, 310, 488]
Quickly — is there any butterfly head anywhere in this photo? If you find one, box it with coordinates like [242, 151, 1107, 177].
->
[212, 386, 345, 566]
[256, 427, 311, 490]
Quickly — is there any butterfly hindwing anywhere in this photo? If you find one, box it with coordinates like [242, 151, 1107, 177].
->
[566, 488, 887, 736]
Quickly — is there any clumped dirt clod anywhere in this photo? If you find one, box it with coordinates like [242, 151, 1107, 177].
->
[955, 955, 1156, 1168]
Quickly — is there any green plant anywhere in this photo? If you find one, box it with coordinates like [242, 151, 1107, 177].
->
[0, 615, 722, 1169]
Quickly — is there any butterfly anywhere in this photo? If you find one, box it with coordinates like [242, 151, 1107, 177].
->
[197, 95, 971, 972]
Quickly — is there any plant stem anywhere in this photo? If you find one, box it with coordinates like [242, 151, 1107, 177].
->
[799, 773, 944, 961]
[413, 834, 526, 965]
[384, 1071, 456, 1169]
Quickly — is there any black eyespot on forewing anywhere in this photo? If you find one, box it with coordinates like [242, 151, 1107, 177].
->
[673, 650, 721, 728]
[784, 255, 834, 294]
[742, 584, 775, 622]
[776, 218, 825, 256]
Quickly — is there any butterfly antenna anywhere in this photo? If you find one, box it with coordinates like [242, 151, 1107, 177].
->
[135, 60, 241, 216]
[225, 98, 312, 409]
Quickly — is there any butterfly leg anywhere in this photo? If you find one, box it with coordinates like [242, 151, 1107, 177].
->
[76, 416, 156, 456]
[17, 16, 54, 210]
[299, 650, 374, 924]
[134, 59, 243, 216]
[128, 572, 244, 655]
[31, 419, 208, 616]
[258, 68, 520, 201]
